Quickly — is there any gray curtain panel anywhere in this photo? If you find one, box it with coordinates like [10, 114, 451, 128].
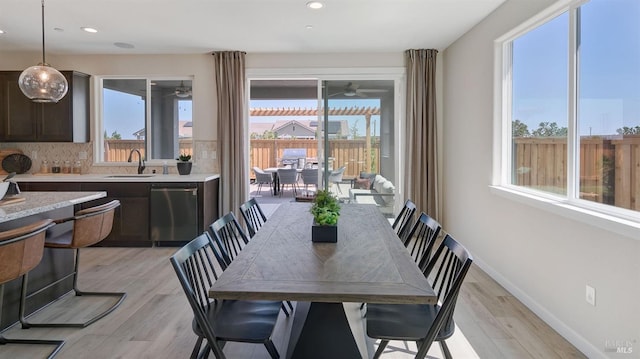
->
[213, 51, 247, 218]
[404, 49, 439, 219]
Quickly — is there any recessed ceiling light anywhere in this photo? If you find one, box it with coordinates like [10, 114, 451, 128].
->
[114, 42, 135, 49]
[81, 27, 98, 33]
[53, 27, 64, 32]
[0, 30, 5, 34]
[305, 25, 314, 30]
[306, 1, 324, 10]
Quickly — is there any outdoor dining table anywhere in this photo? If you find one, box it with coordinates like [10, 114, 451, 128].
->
[264, 167, 303, 195]
[209, 202, 436, 359]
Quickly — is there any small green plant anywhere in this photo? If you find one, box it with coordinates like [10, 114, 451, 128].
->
[310, 190, 340, 225]
[177, 153, 192, 162]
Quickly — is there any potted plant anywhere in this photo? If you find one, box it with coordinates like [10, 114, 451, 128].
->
[176, 153, 192, 175]
[310, 189, 340, 243]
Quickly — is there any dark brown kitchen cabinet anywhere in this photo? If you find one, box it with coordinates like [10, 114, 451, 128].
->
[0, 71, 89, 142]
[80, 182, 152, 247]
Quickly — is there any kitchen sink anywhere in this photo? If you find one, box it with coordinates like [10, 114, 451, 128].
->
[105, 175, 156, 178]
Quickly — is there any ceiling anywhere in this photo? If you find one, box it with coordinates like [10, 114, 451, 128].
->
[0, 0, 506, 55]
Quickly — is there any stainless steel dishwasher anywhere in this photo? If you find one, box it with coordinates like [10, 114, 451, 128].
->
[150, 183, 198, 245]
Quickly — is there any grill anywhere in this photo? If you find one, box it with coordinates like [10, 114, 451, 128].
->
[281, 148, 307, 168]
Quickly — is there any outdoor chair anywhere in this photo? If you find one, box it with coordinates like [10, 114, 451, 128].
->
[328, 166, 346, 194]
[277, 168, 299, 197]
[301, 168, 319, 195]
[0, 219, 64, 359]
[239, 198, 267, 238]
[366, 234, 473, 359]
[253, 167, 274, 196]
[170, 232, 282, 359]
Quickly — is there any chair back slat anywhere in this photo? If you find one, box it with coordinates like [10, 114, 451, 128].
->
[392, 199, 416, 242]
[240, 198, 267, 238]
[209, 212, 250, 267]
[404, 212, 441, 270]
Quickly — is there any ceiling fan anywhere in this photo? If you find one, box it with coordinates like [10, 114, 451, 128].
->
[174, 80, 192, 98]
[329, 82, 388, 98]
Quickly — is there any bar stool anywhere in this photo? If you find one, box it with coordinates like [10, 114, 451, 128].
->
[20, 200, 125, 328]
[0, 219, 64, 358]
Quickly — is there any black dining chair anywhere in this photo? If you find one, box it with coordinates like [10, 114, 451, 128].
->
[366, 234, 473, 359]
[239, 198, 267, 238]
[391, 199, 417, 244]
[209, 212, 293, 316]
[404, 212, 442, 270]
[170, 232, 282, 359]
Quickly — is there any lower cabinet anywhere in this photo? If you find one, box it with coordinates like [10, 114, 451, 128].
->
[19, 178, 219, 247]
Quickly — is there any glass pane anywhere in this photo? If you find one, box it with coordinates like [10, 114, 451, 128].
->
[578, 0, 640, 211]
[511, 13, 569, 195]
[150, 80, 193, 160]
[325, 80, 395, 216]
[102, 79, 146, 162]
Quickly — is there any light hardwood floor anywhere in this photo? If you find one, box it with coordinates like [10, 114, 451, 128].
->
[0, 246, 586, 359]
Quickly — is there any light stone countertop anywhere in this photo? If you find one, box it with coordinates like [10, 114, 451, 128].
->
[12, 173, 220, 183]
[0, 191, 106, 223]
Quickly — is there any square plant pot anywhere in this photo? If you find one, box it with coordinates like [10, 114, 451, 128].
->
[311, 222, 338, 243]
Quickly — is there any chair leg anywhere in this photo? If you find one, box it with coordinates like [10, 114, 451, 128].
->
[191, 336, 204, 359]
[0, 284, 65, 359]
[20, 248, 126, 328]
[439, 340, 452, 359]
[373, 339, 389, 359]
[263, 339, 280, 359]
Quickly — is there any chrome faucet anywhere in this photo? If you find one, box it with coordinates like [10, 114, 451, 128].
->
[127, 149, 146, 174]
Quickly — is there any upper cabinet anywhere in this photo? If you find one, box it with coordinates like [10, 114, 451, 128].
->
[0, 71, 90, 142]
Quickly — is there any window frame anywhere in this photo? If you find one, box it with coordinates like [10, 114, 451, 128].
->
[492, 0, 640, 238]
[94, 75, 194, 165]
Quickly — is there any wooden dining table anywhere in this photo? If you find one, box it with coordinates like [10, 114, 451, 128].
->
[209, 202, 436, 359]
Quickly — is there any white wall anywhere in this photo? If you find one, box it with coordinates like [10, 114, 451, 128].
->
[442, 1, 640, 358]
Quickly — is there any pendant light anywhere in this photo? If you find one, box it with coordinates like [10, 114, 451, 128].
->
[18, 0, 68, 103]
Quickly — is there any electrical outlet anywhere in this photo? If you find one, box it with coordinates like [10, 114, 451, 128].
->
[201, 151, 208, 159]
[586, 285, 596, 306]
[211, 150, 217, 160]
[78, 151, 88, 160]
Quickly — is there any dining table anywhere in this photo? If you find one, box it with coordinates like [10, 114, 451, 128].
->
[209, 202, 436, 359]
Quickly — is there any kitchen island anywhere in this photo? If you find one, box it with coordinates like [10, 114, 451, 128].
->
[13, 173, 220, 247]
[0, 191, 106, 331]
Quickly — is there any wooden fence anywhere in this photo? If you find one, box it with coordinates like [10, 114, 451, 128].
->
[249, 139, 380, 179]
[514, 135, 639, 210]
[104, 139, 193, 162]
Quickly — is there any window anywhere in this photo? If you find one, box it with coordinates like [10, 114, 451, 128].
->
[98, 78, 193, 163]
[499, 0, 640, 218]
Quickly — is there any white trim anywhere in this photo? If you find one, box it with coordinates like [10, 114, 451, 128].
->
[490, 186, 640, 240]
[472, 254, 607, 359]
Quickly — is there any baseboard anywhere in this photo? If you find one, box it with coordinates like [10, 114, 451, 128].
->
[472, 256, 606, 359]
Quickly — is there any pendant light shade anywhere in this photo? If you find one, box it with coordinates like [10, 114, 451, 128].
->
[18, 0, 68, 103]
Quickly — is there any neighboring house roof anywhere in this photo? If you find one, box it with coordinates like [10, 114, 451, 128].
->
[272, 120, 315, 138]
[132, 120, 193, 139]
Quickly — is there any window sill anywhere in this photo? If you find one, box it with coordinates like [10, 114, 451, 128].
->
[489, 185, 640, 240]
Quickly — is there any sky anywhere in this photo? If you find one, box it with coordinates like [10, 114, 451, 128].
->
[512, 0, 640, 136]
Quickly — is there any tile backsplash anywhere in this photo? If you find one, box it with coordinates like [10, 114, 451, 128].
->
[0, 141, 218, 175]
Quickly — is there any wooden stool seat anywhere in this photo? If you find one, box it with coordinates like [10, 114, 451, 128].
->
[20, 200, 126, 329]
[0, 219, 64, 358]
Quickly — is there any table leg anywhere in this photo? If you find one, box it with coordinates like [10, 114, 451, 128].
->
[272, 173, 280, 195]
[287, 302, 364, 359]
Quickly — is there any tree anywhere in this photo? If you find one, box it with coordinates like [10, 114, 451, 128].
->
[349, 119, 360, 139]
[531, 122, 567, 137]
[110, 131, 122, 140]
[512, 119, 530, 137]
[616, 126, 640, 135]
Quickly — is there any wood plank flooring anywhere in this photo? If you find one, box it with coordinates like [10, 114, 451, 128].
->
[0, 246, 586, 359]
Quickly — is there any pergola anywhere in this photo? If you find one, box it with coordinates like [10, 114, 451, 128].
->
[250, 106, 381, 171]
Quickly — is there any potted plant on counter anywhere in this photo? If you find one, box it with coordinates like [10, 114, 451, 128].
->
[176, 153, 192, 175]
[310, 189, 340, 243]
